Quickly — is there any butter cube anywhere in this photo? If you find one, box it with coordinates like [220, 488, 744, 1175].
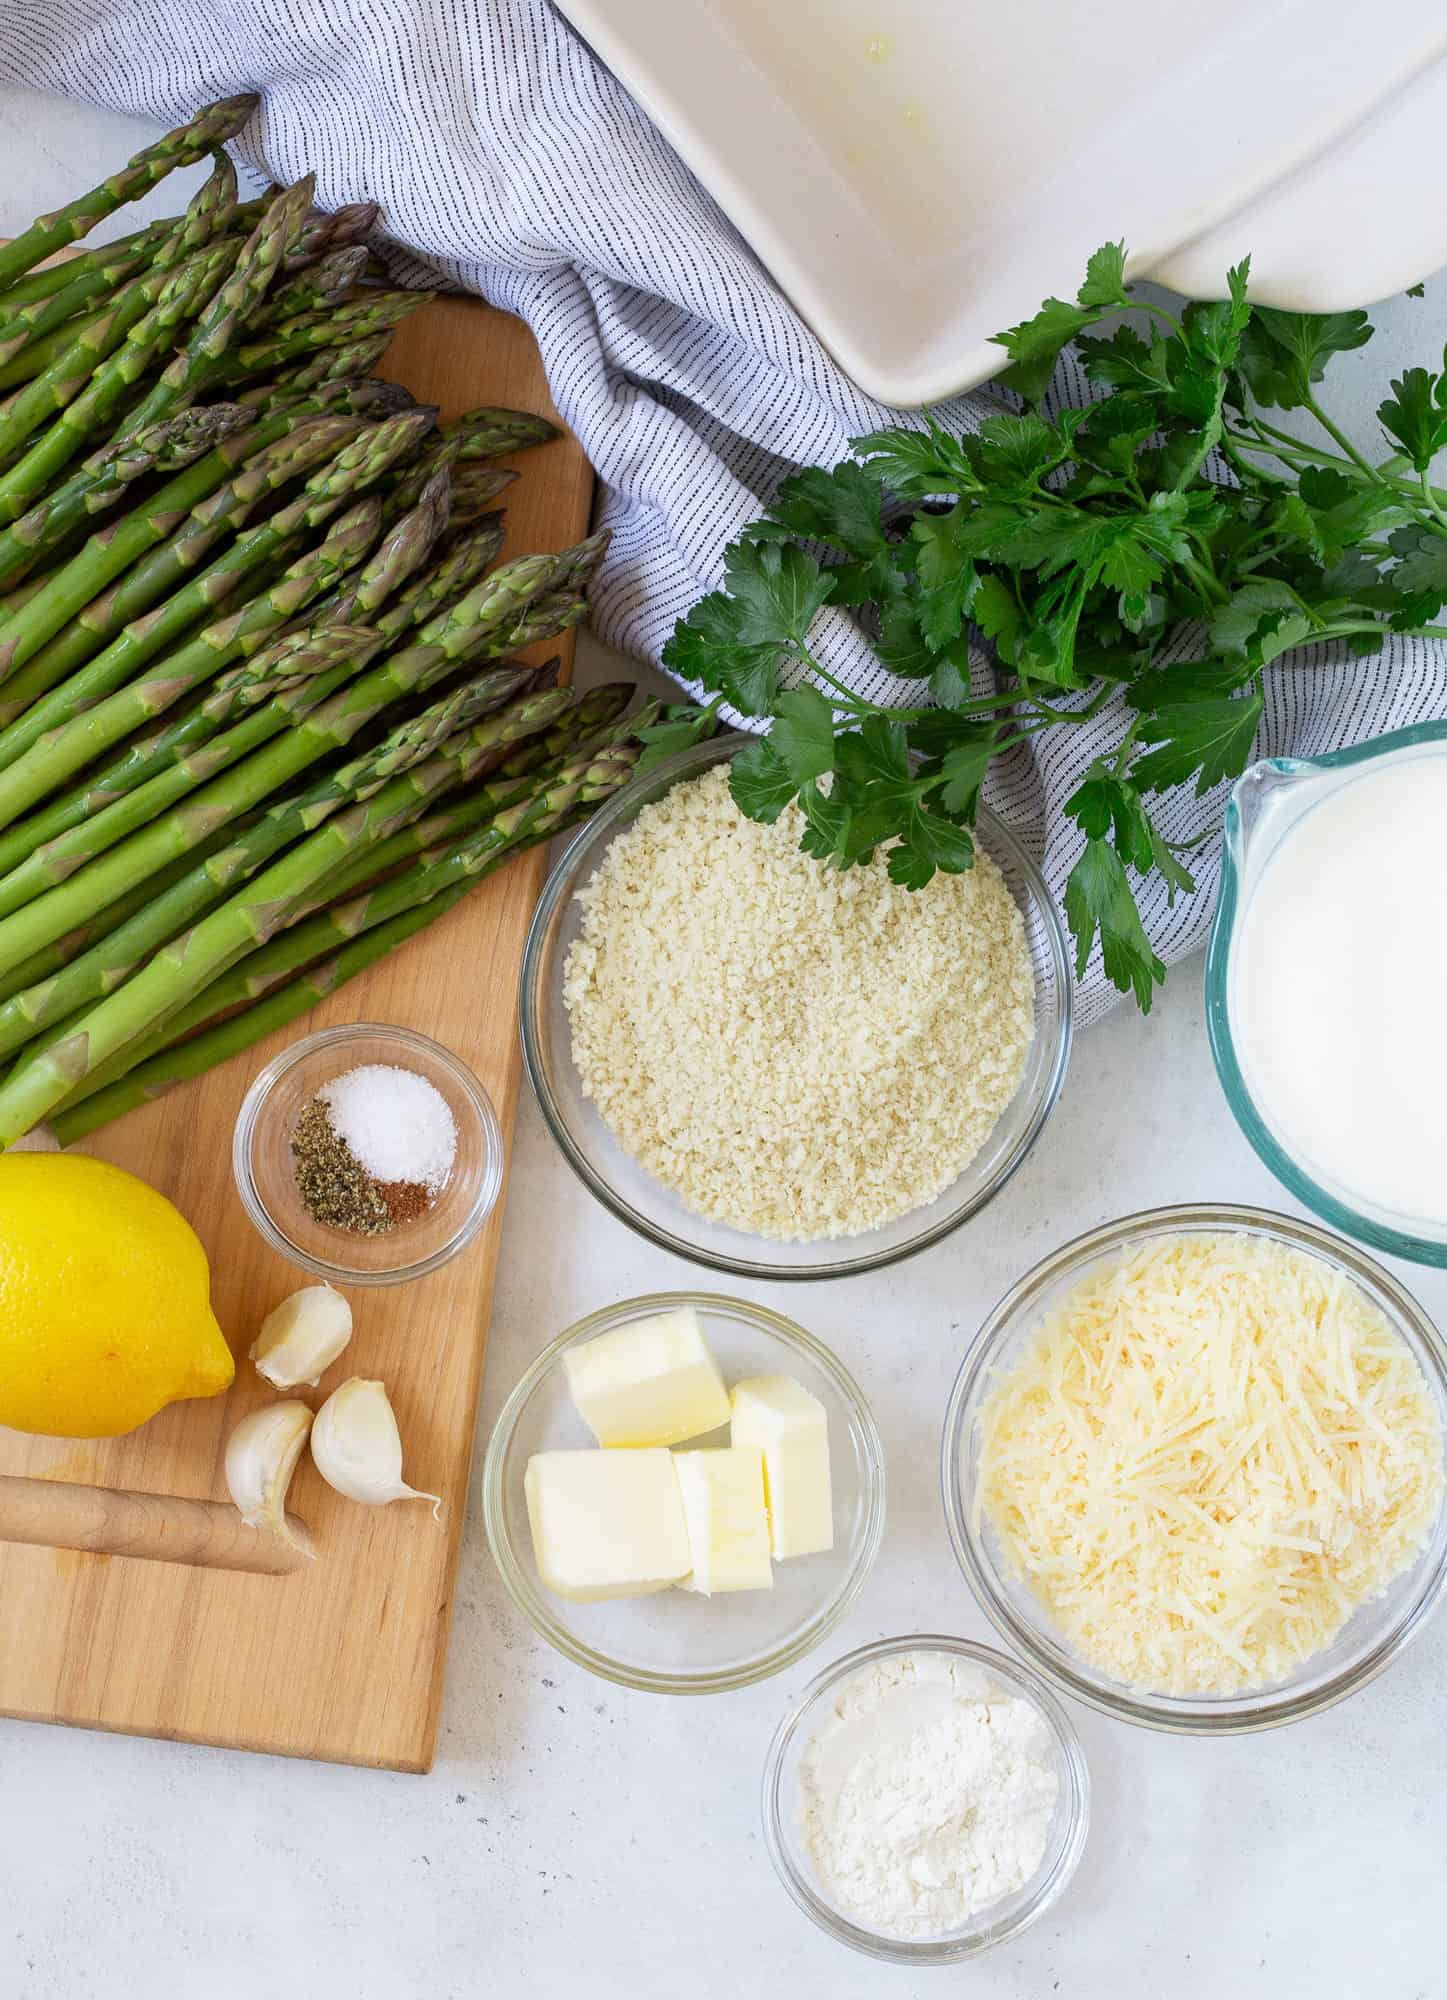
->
[524, 1449, 690, 1601]
[563, 1306, 730, 1447]
[730, 1376, 833, 1559]
[673, 1446, 774, 1595]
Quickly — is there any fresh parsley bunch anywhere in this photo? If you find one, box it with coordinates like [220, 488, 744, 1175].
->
[660, 243, 1447, 1010]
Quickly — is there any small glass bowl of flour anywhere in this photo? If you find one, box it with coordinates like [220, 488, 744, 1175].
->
[762, 1636, 1089, 1963]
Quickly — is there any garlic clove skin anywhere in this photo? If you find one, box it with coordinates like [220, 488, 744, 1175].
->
[310, 1378, 442, 1517]
[224, 1401, 315, 1554]
[251, 1283, 353, 1390]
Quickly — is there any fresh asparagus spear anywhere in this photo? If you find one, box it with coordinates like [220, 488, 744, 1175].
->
[263, 247, 371, 324]
[0, 166, 244, 519]
[372, 515, 508, 639]
[0, 413, 363, 726]
[316, 681, 636, 902]
[117, 176, 315, 438]
[0, 399, 335, 685]
[448, 406, 561, 459]
[0, 385, 407, 707]
[0, 486, 389, 836]
[220, 290, 432, 380]
[0, 220, 174, 315]
[0, 246, 232, 518]
[388, 455, 514, 521]
[45, 741, 642, 1147]
[56, 739, 643, 1127]
[280, 200, 380, 272]
[0, 94, 257, 291]
[0, 680, 589, 1142]
[0, 403, 251, 574]
[0, 548, 566, 987]
[0, 403, 430, 768]
[0, 248, 150, 368]
[448, 464, 521, 524]
[0, 241, 238, 467]
[0, 829, 243, 1009]
[46, 890, 465, 1142]
[0, 155, 237, 399]
[0, 668, 564, 1067]
[0, 488, 457, 878]
[237, 333, 395, 408]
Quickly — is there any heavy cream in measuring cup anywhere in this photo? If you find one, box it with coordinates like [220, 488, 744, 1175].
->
[1228, 750, 1447, 1228]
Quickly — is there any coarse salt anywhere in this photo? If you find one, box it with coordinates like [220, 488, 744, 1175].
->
[319, 1065, 457, 1192]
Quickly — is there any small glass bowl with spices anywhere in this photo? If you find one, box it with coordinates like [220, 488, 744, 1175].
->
[233, 1024, 503, 1285]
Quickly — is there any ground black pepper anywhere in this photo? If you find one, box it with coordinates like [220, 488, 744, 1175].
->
[291, 1097, 397, 1236]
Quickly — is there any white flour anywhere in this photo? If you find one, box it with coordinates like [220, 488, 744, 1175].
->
[798, 1651, 1059, 1940]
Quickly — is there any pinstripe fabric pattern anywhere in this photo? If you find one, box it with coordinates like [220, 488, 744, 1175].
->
[3, 0, 1445, 1023]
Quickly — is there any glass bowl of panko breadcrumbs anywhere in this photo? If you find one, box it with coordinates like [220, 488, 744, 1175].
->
[519, 735, 1072, 1280]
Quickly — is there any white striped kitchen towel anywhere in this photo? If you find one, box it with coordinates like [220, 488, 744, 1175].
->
[2, 0, 1445, 1023]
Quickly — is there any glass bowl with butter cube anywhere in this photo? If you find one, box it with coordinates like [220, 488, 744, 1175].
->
[483, 1293, 886, 1692]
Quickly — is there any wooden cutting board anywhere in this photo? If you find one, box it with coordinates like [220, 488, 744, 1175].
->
[0, 295, 594, 1770]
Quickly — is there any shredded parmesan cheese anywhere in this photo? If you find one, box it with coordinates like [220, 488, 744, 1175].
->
[562, 762, 1034, 1241]
[976, 1232, 1444, 1696]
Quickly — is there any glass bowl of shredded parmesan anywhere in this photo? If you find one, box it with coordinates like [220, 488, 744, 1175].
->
[519, 736, 1072, 1280]
[943, 1204, 1447, 1732]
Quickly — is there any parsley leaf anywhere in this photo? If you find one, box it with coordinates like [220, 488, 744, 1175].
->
[888, 804, 975, 888]
[769, 685, 835, 785]
[993, 242, 1132, 404]
[1076, 240, 1130, 308]
[725, 536, 835, 648]
[728, 737, 797, 822]
[1387, 524, 1447, 597]
[766, 462, 891, 558]
[660, 590, 783, 716]
[1132, 692, 1264, 795]
[1063, 838, 1165, 1011]
[851, 421, 980, 500]
[635, 698, 723, 771]
[1377, 367, 1447, 472]
[1236, 307, 1373, 409]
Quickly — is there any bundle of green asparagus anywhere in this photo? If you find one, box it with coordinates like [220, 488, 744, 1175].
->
[0, 98, 646, 1149]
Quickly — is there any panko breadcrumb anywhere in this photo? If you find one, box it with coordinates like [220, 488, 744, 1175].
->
[561, 762, 1034, 1241]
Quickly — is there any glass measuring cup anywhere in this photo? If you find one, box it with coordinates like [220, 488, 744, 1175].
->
[1205, 720, 1447, 1266]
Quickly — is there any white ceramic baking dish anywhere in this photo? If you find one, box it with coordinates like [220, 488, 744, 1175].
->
[556, 0, 1447, 406]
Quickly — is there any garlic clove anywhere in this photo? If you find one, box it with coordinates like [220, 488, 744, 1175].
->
[251, 1283, 353, 1390]
[309, 1378, 442, 1517]
[224, 1401, 315, 1554]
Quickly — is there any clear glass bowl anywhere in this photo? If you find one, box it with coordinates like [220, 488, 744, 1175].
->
[1206, 725, 1447, 1265]
[942, 1202, 1447, 1734]
[518, 734, 1072, 1281]
[761, 1635, 1090, 1964]
[233, 1024, 504, 1285]
[482, 1292, 885, 1692]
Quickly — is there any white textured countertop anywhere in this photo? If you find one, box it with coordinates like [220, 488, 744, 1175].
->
[2, 84, 1445, 2000]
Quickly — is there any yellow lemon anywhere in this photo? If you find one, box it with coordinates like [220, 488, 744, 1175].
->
[0, 1154, 234, 1438]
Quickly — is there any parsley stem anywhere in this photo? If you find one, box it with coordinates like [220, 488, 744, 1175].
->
[1112, 717, 1142, 775]
[1130, 297, 1182, 337]
[1418, 469, 1447, 533]
[794, 646, 881, 714]
[1303, 395, 1382, 486]
[1180, 554, 1228, 609]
